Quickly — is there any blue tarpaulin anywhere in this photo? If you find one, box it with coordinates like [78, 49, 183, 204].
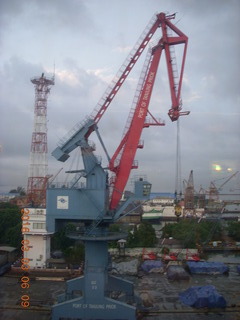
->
[179, 285, 227, 308]
[141, 260, 164, 273]
[186, 261, 229, 274]
[237, 265, 240, 274]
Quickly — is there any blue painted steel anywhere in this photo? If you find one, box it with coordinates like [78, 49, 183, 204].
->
[46, 187, 108, 232]
[51, 238, 136, 320]
[49, 93, 151, 320]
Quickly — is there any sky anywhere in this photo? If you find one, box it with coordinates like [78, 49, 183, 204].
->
[0, 0, 240, 196]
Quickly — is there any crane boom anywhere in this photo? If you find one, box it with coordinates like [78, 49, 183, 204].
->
[109, 14, 189, 209]
[109, 44, 163, 209]
[218, 171, 239, 190]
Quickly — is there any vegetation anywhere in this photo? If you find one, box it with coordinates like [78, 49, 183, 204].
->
[64, 244, 85, 264]
[51, 223, 76, 251]
[162, 219, 222, 248]
[127, 222, 157, 247]
[108, 224, 121, 248]
[0, 203, 22, 248]
[109, 223, 121, 233]
[227, 221, 240, 241]
[1, 200, 238, 265]
[51, 223, 85, 264]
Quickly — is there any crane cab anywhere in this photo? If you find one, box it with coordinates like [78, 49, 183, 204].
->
[134, 178, 152, 198]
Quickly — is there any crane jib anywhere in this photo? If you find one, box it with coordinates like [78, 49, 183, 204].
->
[109, 46, 163, 210]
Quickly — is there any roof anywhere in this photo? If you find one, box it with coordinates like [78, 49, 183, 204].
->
[149, 192, 175, 199]
[0, 246, 17, 252]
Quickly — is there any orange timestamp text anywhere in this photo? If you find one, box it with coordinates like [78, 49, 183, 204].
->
[20, 208, 31, 308]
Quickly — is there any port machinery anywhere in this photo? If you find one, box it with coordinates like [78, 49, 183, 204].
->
[48, 12, 189, 320]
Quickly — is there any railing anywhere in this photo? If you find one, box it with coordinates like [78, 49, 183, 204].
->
[48, 182, 86, 189]
[57, 116, 94, 148]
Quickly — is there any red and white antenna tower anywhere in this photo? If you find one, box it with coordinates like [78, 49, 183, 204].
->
[27, 73, 54, 207]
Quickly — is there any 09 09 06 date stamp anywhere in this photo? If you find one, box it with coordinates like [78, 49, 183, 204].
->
[20, 208, 31, 308]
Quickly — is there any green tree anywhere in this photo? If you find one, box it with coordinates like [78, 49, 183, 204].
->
[228, 221, 240, 241]
[126, 225, 138, 247]
[108, 224, 122, 248]
[109, 224, 121, 233]
[5, 223, 22, 248]
[162, 219, 222, 248]
[9, 186, 26, 196]
[51, 226, 75, 251]
[64, 244, 85, 265]
[0, 203, 22, 247]
[127, 222, 157, 247]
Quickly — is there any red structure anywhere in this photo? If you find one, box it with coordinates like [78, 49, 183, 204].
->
[27, 73, 54, 207]
[108, 12, 190, 209]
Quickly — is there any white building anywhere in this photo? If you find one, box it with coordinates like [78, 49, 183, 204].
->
[22, 208, 52, 268]
[151, 197, 174, 205]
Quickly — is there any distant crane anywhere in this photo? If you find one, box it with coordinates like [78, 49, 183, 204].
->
[183, 170, 195, 216]
[208, 171, 239, 202]
[197, 186, 206, 209]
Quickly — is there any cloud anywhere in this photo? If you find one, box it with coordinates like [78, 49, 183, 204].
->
[0, 0, 92, 32]
[113, 46, 132, 54]
[0, 0, 239, 198]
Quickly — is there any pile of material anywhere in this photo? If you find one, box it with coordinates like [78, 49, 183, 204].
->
[111, 258, 139, 275]
[167, 265, 190, 280]
[179, 285, 227, 308]
[186, 261, 229, 274]
[141, 260, 164, 273]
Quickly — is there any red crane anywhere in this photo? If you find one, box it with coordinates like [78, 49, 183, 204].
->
[108, 12, 190, 209]
[53, 12, 189, 212]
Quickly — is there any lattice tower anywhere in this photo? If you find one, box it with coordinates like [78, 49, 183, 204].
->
[27, 73, 54, 207]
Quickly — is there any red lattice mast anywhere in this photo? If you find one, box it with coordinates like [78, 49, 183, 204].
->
[27, 73, 54, 207]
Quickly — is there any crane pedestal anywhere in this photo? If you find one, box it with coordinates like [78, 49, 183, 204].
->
[52, 232, 136, 320]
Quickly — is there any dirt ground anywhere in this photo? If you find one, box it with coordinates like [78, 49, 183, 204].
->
[0, 261, 240, 320]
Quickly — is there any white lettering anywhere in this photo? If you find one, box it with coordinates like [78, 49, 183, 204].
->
[89, 304, 105, 309]
[106, 304, 116, 309]
[72, 303, 116, 310]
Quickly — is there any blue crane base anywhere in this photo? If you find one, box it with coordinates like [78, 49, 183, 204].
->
[51, 233, 137, 320]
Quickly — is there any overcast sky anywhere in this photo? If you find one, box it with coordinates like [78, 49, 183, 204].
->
[0, 0, 240, 196]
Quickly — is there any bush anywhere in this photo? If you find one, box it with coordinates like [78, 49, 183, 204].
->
[162, 220, 222, 248]
[64, 244, 85, 264]
[228, 221, 240, 241]
[0, 203, 22, 248]
[51, 223, 75, 251]
[127, 222, 157, 247]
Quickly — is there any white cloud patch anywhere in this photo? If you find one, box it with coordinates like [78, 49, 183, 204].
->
[113, 46, 132, 54]
[86, 68, 113, 83]
[54, 69, 81, 87]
